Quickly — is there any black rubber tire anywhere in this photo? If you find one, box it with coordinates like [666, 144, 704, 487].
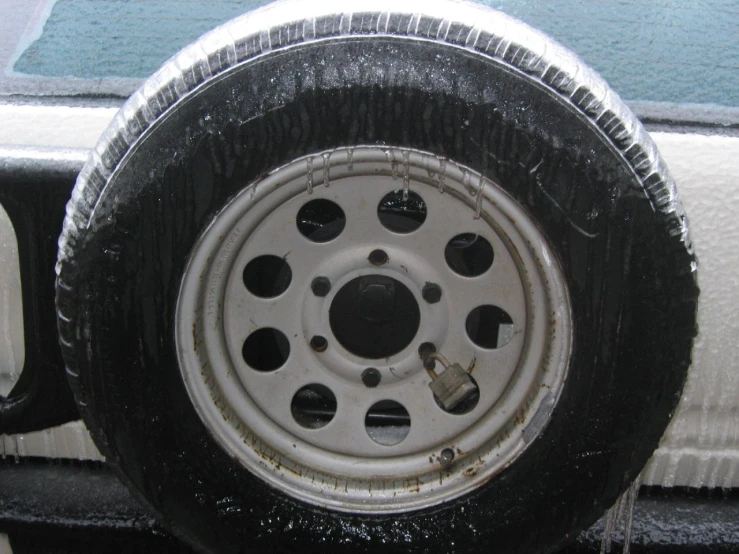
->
[56, 2, 698, 553]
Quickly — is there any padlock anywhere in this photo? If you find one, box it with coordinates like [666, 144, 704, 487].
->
[427, 357, 478, 411]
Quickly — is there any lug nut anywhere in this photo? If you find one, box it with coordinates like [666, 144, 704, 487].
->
[422, 282, 442, 304]
[440, 448, 455, 468]
[418, 342, 436, 359]
[311, 276, 331, 297]
[368, 249, 389, 266]
[420, 343, 438, 370]
[310, 335, 328, 352]
[361, 368, 381, 388]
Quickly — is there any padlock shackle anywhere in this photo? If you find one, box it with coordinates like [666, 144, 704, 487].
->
[427, 352, 452, 370]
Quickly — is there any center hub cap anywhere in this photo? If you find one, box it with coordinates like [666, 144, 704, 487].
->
[330, 275, 420, 359]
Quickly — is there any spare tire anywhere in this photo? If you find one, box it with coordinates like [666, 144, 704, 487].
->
[55, 1, 698, 552]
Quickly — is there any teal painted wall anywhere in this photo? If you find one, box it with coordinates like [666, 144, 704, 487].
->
[13, 0, 739, 107]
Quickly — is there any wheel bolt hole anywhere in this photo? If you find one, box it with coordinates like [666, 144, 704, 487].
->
[243, 255, 292, 298]
[297, 199, 346, 243]
[365, 400, 410, 446]
[377, 190, 427, 234]
[242, 328, 290, 372]
[310, 335, 328, 352]
[445, 233, 494, 277]
[466, 305, 514, 349]
[291, 384, 336, 429]
[368, 249, 388, 266]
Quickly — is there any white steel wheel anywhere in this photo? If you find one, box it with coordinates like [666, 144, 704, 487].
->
[176, 146, 572, 513]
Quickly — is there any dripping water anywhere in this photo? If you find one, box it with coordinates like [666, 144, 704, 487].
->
[402, 150, 410, 201]
[461, 167, 471, 195]
[600, 477, 641, 554]
[474, 174, 485, 219]
[438, 158, 447, 193]
[347, 148, 354, 170]
[385, 149, 398, 180]
[322, 152, 331, 188]
[306, 157, 314, 194]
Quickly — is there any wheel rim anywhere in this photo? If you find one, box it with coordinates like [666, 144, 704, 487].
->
[175, 146, 572, 513]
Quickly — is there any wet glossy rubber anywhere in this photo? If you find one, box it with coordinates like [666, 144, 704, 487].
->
[55, 2, 698, 553]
